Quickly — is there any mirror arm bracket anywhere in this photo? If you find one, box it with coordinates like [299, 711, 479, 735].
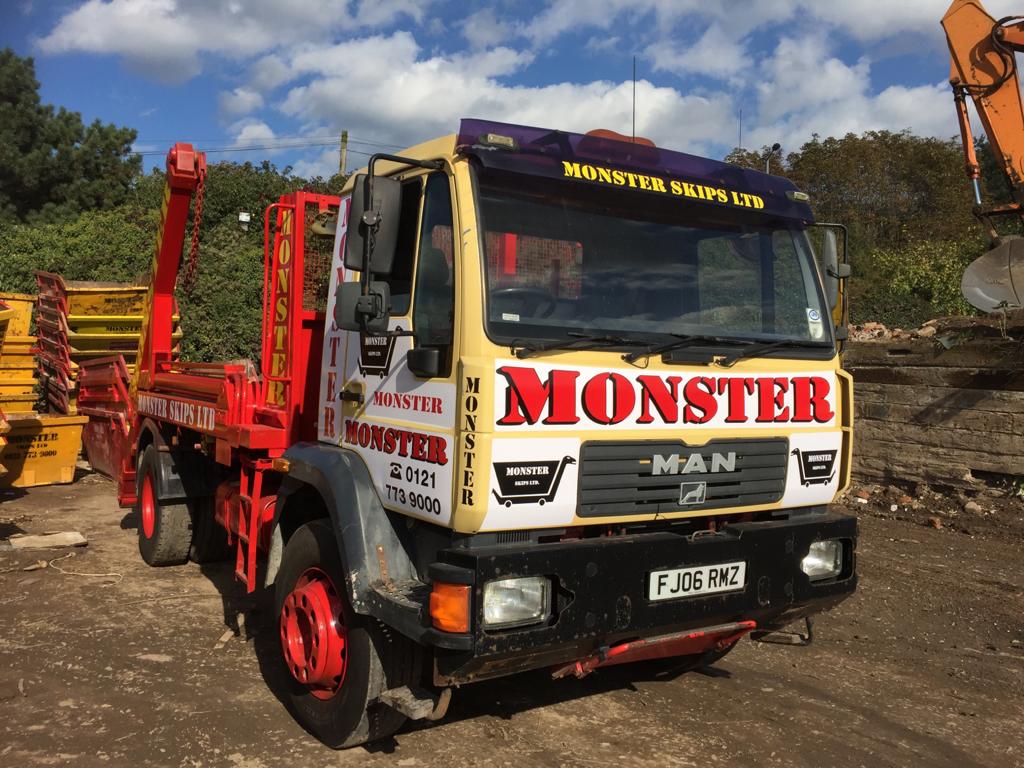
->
[359, 153, 446, 294]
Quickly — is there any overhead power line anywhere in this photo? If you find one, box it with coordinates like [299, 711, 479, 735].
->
[132, 133, 404, 154]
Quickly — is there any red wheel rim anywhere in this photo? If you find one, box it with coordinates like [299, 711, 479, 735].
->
[280, 567, 348, 700]
[140, 473, 156, 539]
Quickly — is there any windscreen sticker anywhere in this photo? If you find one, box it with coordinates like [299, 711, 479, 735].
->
[482, 437, 580, 530]
[806, 308, 826, 340]
[493, 361, 838, 431]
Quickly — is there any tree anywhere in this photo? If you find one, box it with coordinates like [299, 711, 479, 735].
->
[786, 130, 976, 252]
[724, 145, 787, 176]
[0, 48, 140, 224]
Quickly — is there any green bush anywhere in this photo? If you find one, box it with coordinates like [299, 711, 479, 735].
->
[0, 205, 157, 292]
[850, 238, 982, 327]
[175, 216, 265, 362]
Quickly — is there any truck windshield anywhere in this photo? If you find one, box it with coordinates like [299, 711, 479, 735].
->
[475, 168, 833, 352]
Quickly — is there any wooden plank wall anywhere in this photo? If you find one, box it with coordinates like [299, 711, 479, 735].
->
[844, 339, 1024, 487]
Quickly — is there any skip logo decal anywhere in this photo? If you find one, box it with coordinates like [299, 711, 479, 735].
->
[491, 456, 576, 507]
[791, 448, 837, 486]
[358, 330, 398, 376]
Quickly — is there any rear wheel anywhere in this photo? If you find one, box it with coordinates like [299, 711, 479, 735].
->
[136, 445, 192, 566]
[275, 520, 420, 748]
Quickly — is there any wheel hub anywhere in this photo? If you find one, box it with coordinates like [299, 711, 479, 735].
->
[140, 473, 156, 539]
[280, 567, 348, 699]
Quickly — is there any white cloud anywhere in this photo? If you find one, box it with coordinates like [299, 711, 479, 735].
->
[352, 0, 424, 28]
[461, 8, 514, 50]
[278, 33, 734, 158]
[231, 119, 276, 148]
[218, 87, 264, 117]
[745, 34, 953, 152]
[36, 0, 353, 81]
[248, 54, 294, 90]
[290, 147, 342, 180]
[646, 25, 748, 80]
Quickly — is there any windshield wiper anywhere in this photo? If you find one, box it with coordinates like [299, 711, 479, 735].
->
[622, 333, 749, 364]
[514, 331, 649, 359]
[718, 338, 833, 367]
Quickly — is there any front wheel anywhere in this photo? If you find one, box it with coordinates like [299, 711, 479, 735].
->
[136, 445, 192, 566]
[274, 520, 422, 748]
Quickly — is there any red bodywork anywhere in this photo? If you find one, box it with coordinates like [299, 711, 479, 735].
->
[550, 621, 757, 679]
[78, 142, 340, 590]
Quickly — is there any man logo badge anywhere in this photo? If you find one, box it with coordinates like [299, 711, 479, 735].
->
[679, 481, 707, 505]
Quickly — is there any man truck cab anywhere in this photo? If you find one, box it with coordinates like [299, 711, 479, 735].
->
[292, 118, 856, 745]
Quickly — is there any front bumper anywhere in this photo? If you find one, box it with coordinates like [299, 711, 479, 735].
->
[429, 512, 857, 684]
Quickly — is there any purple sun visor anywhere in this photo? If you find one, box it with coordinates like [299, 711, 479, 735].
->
[456, 118, 814, 223]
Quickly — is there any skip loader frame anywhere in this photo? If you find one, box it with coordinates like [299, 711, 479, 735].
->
[81, 120, 858, 748]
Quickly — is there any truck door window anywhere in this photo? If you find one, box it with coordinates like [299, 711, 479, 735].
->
[412, 173, 455, 376]
[387, 179, 423, 316]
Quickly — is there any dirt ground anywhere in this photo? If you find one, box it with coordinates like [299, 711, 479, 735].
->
[1, 471, 1022, 768]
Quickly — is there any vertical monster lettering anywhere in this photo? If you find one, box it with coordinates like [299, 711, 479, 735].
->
[269, 210, 292, 406]
[461, 377, 480, 507]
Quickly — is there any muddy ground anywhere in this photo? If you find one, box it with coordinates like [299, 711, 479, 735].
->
[1, 472, 1022, 768]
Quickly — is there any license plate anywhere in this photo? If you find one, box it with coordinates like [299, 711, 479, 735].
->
[648, 561, 746, 601]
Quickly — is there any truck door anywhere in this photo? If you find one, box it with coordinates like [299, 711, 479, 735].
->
[319, 171, 459, 525]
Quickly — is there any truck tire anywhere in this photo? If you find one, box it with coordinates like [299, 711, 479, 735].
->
[189, 497, 232, 564]
[275, 520, 418, 748]
[136, 445, 192, 566]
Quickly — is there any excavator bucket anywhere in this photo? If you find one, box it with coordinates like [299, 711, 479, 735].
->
[961, 237, 1024, 311]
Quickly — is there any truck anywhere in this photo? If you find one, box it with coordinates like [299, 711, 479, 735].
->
[80, 120, 858, 748]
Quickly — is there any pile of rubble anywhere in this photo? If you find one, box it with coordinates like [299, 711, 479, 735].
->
[850, 320, 939, 341]
[850, 310, 1024, 342]
[841, 480, 1024, 538]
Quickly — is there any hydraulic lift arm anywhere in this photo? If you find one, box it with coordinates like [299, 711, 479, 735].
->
[134, 143, 206, 392]
[942, 0, 1024, 243]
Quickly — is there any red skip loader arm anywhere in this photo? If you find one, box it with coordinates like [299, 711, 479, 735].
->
[134, 143, 207, 392]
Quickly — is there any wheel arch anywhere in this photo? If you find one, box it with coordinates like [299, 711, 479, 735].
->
[134, 419, 219, 502]
[266, 442, 418, 615]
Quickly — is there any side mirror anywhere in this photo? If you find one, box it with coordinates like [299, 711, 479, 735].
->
[407, 346, 440, 378]
[335, 281, 391, 334]
[811, 223, 849, 315]
[345, 174, 402, 275]
[821, 229, 841, 309]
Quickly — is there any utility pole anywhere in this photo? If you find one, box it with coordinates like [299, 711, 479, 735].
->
[339, 130, 348, 173]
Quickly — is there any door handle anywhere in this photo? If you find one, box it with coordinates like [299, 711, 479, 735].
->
[339, 388, 363, 404]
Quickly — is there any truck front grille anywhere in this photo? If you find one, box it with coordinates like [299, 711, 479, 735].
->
[577, 438, 788, 518]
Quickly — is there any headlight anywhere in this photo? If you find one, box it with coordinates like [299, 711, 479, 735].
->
[801, 539, 843, 581]
[483, 576, 550, 629]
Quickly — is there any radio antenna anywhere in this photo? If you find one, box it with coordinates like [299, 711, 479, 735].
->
[632, 55, 637, 140]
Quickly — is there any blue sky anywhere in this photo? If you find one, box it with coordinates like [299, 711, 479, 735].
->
[1, 0, 1011, 178]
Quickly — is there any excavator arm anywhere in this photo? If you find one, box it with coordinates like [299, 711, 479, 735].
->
[942, 0, 1024, 243]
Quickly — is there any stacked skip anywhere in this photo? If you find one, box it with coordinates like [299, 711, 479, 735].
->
[0, 292, 40, 413]
[34, 272, 181, 415]
[0, 291, 92, 489]
[0, 298, 13, 479]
